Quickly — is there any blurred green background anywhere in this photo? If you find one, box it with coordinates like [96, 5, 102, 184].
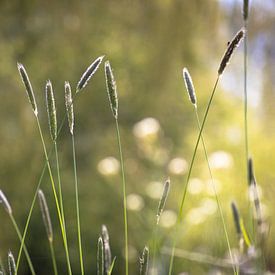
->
[0, 0, 275, 274]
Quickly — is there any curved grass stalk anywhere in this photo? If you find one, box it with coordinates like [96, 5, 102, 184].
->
[49, 242, 58, 275]
[9, 215, 36, 275]
[71, 134, 84, 275]
[115, 118, 128, 275]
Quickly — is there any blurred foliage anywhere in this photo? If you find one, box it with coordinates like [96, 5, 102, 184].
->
[0, 0, 275, 274]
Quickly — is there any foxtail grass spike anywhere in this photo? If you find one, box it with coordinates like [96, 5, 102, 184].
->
[8, 251, 16, 275]
[243, 0, 249, 21]
[65, 81, 74, 135]
[183, 68, 197, 106]
[38, 189, 53, 242]
[102, 225, 112, 274]
[46, 80, 57, 141]
[97, 237, 104, 275]
[156, 179, 170, 224]
[77, 55, 104, 92]
[218, 29, 245, 75]
[104, 61, 118, 119]
[0, 190, 12, 215]
[248, 157, 254, 186]
[140, 246, 149, 275]
[17, 63, 38, 116]
[231, 202, 241, 236]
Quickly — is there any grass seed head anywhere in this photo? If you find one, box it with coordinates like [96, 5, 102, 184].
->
[183, 67, 197, 106]
[97, 237, 104, 275]
[218, 29, 245, 75]
[8, 251, 16, 275]
[101, 224, 112, 273]
[104, 61, 118, 119]
[231, 201, 241, 236]
[0, 190, 12, 215]
[248, 157, 254, 186]
[38, 189, 53, 242]
[77, 55, 104, 92]
[45, 80, 57, 141]
[65, 81, 74, 135]
[243, 0, 249, 21]
[156, 178, 170, 224]
[140, 246, 149, 275]
[17, 63, 38, 116]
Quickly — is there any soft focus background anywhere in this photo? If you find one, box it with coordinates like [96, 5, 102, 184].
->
[0, 0, 275, 274]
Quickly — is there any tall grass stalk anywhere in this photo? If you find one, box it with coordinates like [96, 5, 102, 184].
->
[104, 61, 128, 275]
[0, 190, 35, 275]
[65, 81, 84, 275]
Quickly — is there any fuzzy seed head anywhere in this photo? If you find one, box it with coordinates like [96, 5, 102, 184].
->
[17, 63, 38, 116]
[248, 157, 254, 186]
[8, 251, 16, 275]
[156, 178, 170, 224]
[45, 80, 57, 141]
[104, 61, 119, 119]
[231, 201, 241, 235]
[140, 246, 149, 275]
[65, 81, 74, 135]
[97, 237, 104, 275]
[0, 190, 12, 215]
[38, 189, 53, 242]
[101, 224, 111, 273]
[218, 29, 245, 75]
[183, 67, 197, 106]
[77, 55, 104, 92]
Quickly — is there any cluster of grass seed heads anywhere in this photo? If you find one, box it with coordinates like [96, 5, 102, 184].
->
[156, 178, 170, 224]
[8, 251, 16, 275]
[0, 190, 12, 215]
[65, 81, 74, 135]
[97, 237, 104, 275]
[218, 28, 245, 75]
[101, 225, 112, 274]
[140, 246, 149, 275]
[104, 61, 118, 119]
[76, 55, 104, 92]
[243, 0, 249, 21]
[38, 189, 53, 243]
[182, 68, 197, 107]
[17, 63, 38, 116]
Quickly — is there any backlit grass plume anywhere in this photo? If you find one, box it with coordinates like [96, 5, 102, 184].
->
[104, 61, 118, 119]
[140, 246, 149, 275]
[218, 29, 245, 75]
[65, 81, 74, 135]
[0, 190, 12, 214]
[77, 55, 104, 92]
[38, 189, 53, 242]
[102, 225, 112, 274]
[8, 251, 16, 275]
[97, 237, 104, 275]
[156, 179, 170, 224]
[46, 80, 57, 141]
[182, 68, 197, 106]
[17, 63, 38, 116]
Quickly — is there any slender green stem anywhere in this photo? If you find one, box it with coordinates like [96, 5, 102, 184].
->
[9, 214, 36, 275]
[36, 117, 72, 275]
[168, 76, 220, 275]
[49, 242, 58, 275]
[54, 141, 67, 234]
[115, 118, 128, 275]
[194, 108, 237, 274]
[72, 134, 84, 275]
[151, 224, 159, 275]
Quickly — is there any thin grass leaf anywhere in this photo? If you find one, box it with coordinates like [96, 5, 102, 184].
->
[77, 55, 104, 92]
[38, 189, 53, 242]
[0, 190, 12, 215]
[17, 63, 38, 116]
[46, 80, 57, 141]
[156, 179, 170, 224]
[102, 225, 112, 274]
[140, 246, 149, 275]
[231, 201, 241, 236]
[104, 61, 118, 119]
[240, 219, 251, 247]
[243, 0, 249, 21]
[218, 29, 245, 75]
[8, 251, 16, 275]
[107, 257, 116, 275]
[97, 237, 104, 275]
[64, 81, 74, 135]
[182, 68, 197, 106]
